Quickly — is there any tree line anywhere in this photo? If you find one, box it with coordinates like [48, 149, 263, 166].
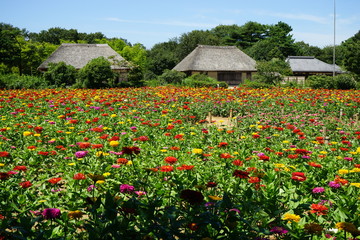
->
[1, 21, 359, 81]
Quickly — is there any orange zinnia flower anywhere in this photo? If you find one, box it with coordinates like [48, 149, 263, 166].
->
[310, 204, 328, 215]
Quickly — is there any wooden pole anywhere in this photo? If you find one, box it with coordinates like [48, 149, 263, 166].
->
[208, 112, 212, 123]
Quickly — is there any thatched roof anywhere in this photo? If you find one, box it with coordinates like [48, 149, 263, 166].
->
[286, 56, 343, 73]
[173, 45, 256, 72]
[38, 44, 131, 71]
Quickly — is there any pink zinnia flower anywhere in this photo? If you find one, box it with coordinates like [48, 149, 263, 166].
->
[42, 208, 61, 219]
[120, 184, 135, 193]
[312, 187, 325, 193]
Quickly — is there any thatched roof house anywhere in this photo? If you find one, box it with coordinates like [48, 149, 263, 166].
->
[286, 56, 344, 77]
[38, 43, 131, 73]
[173, 45, 257, 85]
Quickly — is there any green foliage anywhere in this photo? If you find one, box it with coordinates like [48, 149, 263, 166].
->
[120, 43, 147, 71]
[334, 74, 357, 90]
[43, 61, 77, 87]
[28, 27, 106, 44]
[181, 73, 228, 88]
[157, 69, 186, 85]
[126, 65, 144, 87]
[143, 79, 163, 87]
[146, 40, 179, 76]
[342, 31, 360, 76]
[306, 74, 357, 90]
[0, 73, 49, 89]
[76, 57, 115, 88]
[176, 30, 221, 60]
[306, 75, 335, 89]
[293, 41, 322, 57]
[254, 59, 292, 85]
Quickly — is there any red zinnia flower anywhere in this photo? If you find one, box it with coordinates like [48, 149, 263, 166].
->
[232, 159, 243, 166]
[122, 146, 140, 155]
[287, 154, 299, 159]
[19, 181, 32, 188]
[259, 155, 270, 161]
[0, 151, 10, 158]
[160, 165, 174, 172]
[164, 156, 178, 164]
[138, 136, 149, 141]
[310, 204, 328, 215]
[248, 177, 261, 183]
[34, 126, 43, 133]
[73, 173, 86, 180]
[291, 172, 306, 182]
[13, 165, 27, 171]
[79, 142, 91, 149]
[48, 177, 62, 184]
[218, 142, 228, 147]
[91, 144, 103, 149]
[233, 170, 249, 179]
[117, 158, 129, 164]
[308, 162, 322, 168]
[220, 153, 233, 159]
[176, 164, 194, 171]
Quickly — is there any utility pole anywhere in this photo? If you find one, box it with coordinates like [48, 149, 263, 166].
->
[333, 0, 336, 78]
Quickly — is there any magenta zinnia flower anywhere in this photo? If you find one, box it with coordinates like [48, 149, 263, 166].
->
[312, 187, 325, 193]
[328, 181, 341, 189]
[75, 151, 88, 158]
[42, 208, 61, 219]
[270, 226, 288, 235]
[120, 184, 135, 193]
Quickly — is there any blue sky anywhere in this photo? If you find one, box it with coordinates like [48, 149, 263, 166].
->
[1, 0, 359, 49]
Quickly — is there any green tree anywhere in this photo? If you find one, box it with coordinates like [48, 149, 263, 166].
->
[176, 30, 221, 60]
[254, 58, 292, 85]
[76, 57, 115, 88]
[294, 41, 322, 57]
[0, 23, 23, 74]
[342, 31, 360, 76]
[266, 21, 296, 59]
[245, 40, 282, 61]
[43, 61, 77, 87]
[146, 40, 179, 76]
[318, 45, 345, 66]
[121, 43, 147, 71]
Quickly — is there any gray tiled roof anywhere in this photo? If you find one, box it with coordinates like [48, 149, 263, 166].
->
[286, 56, 343, 73]
[173, 45, 256, 72]
[38, 44, 131, 70]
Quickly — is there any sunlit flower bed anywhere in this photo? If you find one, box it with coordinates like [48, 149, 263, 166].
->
[0, 86, 359, 239]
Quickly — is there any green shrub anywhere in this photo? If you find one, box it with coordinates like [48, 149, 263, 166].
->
[181, 73, 228, 88]
[126, 66, 144, 87]
[306, 75, 335, 89]
[0, 74, 49, 89]
[157, 70, 186, 85]
[334, 74, 357, 90]
[76, 57, 115, 88]
[43, 62, 77, 87]
[143, 79, 163, 87]
[240, 79, 273, 89]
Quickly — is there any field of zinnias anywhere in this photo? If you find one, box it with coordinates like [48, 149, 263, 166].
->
[0, 86, 359, 240]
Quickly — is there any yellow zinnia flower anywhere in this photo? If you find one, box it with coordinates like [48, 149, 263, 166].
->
[192, 149, 203, 154]
[282, 213, 301, 223]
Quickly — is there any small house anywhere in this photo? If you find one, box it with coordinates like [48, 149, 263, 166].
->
[173, 45, 257, 85]
[38, 43, 131, 81]
[286, 56, 344, 78]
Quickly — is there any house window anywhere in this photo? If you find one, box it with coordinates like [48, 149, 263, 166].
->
[218, 72, 242, 85]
